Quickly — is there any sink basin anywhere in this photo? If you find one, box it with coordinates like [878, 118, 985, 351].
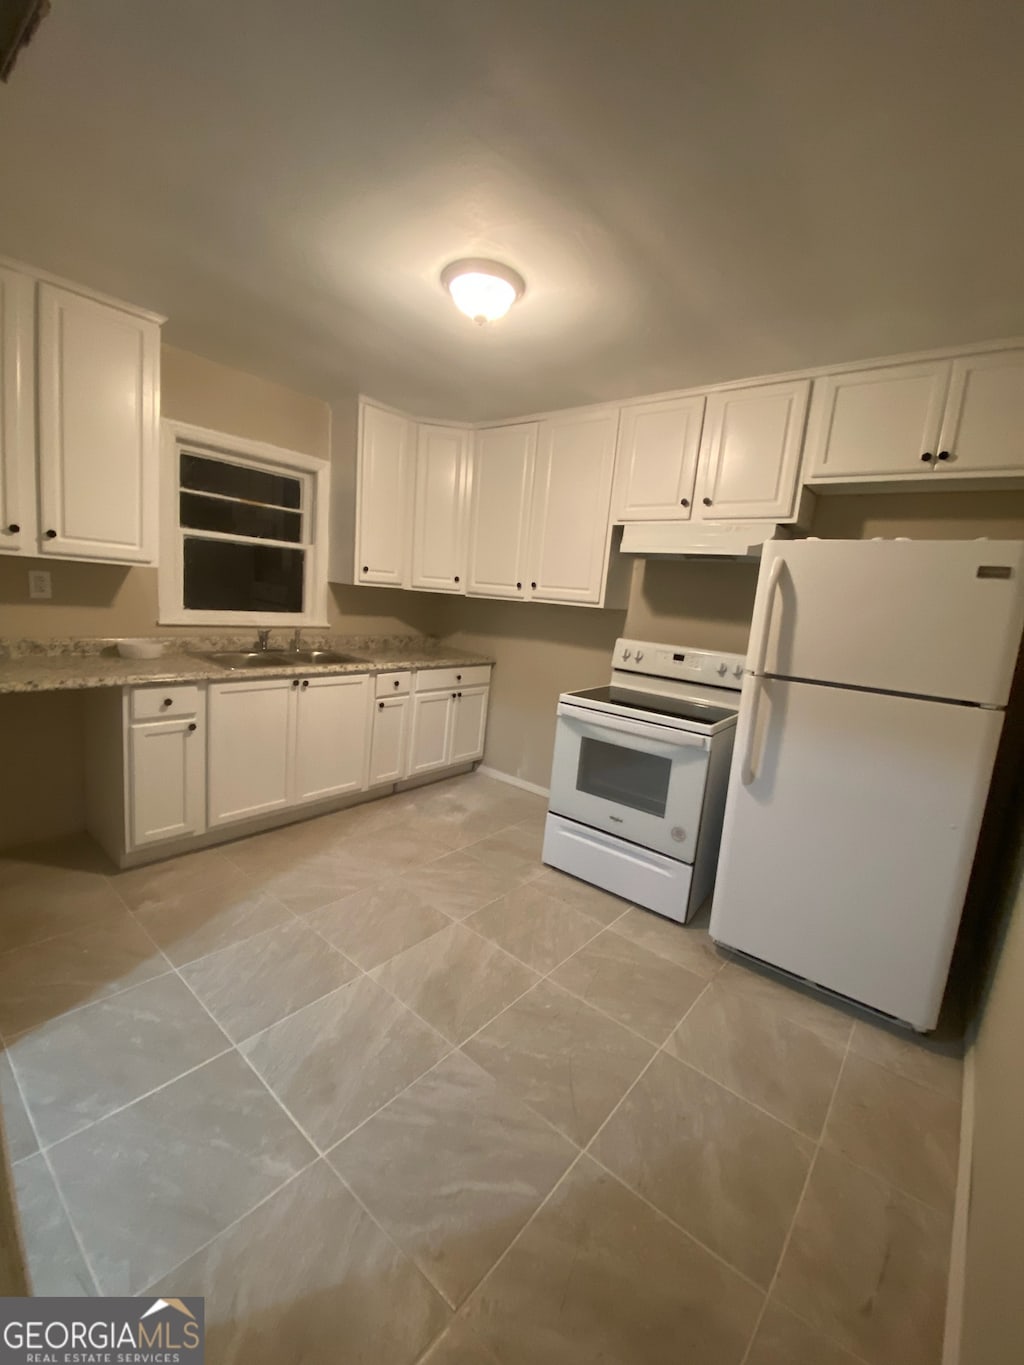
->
[201, 651, 293, 669]
[201, 649, 366, 670]
[278, 649, 365, 665]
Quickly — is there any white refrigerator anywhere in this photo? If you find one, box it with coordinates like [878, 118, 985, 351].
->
[709, 538, 1024, 1031]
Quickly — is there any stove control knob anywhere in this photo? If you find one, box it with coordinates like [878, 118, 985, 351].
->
[635, 649, 644, 662]
[622, 648, 632, 661]
[716, 662, 728, 676]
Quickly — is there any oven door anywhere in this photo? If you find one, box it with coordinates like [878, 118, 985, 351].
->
[549, 701, 711, 861]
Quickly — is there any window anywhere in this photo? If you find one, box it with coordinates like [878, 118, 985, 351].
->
[159, 422, 330, 626]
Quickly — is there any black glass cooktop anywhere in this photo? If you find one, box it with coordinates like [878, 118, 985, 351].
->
[568, 685, 737, 727]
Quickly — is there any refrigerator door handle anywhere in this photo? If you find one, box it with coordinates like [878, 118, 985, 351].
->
[750, 555, 786, 676]
[740, 675, 764, 785]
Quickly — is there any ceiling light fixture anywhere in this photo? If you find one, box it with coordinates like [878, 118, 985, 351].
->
[440, 257, 525, 325]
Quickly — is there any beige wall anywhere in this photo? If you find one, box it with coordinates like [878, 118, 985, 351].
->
[443, 490, 1024, 790]
[960, 815, 1024, 1365]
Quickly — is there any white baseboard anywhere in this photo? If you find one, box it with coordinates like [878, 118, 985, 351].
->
[476, 765, 550, 799]
[943, 1046, 975, 1365]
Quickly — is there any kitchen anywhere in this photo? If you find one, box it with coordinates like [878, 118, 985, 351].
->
[1, 4, 1023, 1365]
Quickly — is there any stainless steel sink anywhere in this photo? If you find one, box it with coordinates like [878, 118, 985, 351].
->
[201, 649, 366, 670]
[201, 651, 293, 669]
[280, 649, 365, 665]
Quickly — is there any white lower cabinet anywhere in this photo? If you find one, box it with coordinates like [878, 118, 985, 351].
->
[449, 685, 489, 765]
[208, 678, 295, 827]
[408, 689, 455, 777]
[293, 674, 371, 803]
[128, 714, 205, 848]
[94, 663, 490, 865]
[370, 695, 409, 785]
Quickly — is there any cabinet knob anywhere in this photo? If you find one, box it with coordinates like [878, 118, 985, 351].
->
[187, 722, 197, 732]
[937, 450, 951, 461]
[302, 679, 310, 688]
[378, 701, 384, 710]
[393, 679, 400, 688]
[451, 692, 457, 699]
[516, 582, 522, 590]
[457, 691, 462, 698]
[454, 575, 460, 583]
[6, 524, 19, 534]
[362, 565, 369, 573]
[530, 581, 537, 589]
[45, 528, 57, 539]
[456, 673, 462, 681]
[920, 452, 934, 463]
[162, 698, 173, 707]
[702, 497, 712, 507]
[679, 499, 689, 508]
[292, 679, 300, 688]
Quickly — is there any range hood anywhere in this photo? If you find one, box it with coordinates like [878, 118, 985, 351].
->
[618, 521, 790, 560]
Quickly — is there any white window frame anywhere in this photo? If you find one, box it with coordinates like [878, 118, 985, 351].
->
[158, 420, 330, 627]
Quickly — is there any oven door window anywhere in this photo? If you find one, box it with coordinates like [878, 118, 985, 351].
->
[576, 737, 673, 818]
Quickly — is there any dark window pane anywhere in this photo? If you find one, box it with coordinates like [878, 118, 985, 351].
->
[183, 537, 304, 613]
[576, 737, 671, 817]
[180, 492, 302, 543]
[180, 453, 301, 509]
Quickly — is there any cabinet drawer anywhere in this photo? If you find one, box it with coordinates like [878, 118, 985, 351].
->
[375, 670, 412, 697]
[414, 665, 490, 694]
[130, 684, 202, 720]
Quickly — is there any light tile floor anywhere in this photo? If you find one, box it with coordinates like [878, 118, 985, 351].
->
[0, 773, 962, 1365]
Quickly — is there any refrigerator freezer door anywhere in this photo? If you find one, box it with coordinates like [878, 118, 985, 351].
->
[750, 539, 1024, 705]
[710, 675, 1004, 1030]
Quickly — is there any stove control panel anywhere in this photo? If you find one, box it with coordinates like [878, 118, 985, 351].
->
[613, 639, 747, 690]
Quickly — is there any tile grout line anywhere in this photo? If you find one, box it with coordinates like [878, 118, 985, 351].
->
[737, 1027, 856, 1365]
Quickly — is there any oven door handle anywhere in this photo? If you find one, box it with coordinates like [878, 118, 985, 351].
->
[558, 703, 709, 750]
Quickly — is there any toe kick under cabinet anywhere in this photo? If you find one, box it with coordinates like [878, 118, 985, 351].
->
[84, 664, 491, 866]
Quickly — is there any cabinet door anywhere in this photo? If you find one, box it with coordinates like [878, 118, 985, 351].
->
[208, 679, 294, 826]
[128, 717, 204, 848]
[805, 361, 950, 481]
[36, 284, 159, 563]
[696, 380, 810, 520]
[528, 410, 619, 603]
[356, 403, 413, 585]
[369, 695, 409, 785]
[448, 685, 489, 766]
[615, 396, 704, 521]
[0, 267, 35, 557]
[407, 690, 453, 777]
[935, 350, 1024, 476]
[411, 423, 470, 592]
[467, 423, 536, 599]
[293, 674, 371, 804]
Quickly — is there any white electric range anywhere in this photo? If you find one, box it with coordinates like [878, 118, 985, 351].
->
[543, 638, 745, 923]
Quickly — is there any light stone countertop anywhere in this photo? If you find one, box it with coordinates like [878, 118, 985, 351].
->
[0, 638, 494, 696]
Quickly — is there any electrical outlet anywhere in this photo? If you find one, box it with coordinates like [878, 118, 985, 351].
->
[28, 570, 52, 600]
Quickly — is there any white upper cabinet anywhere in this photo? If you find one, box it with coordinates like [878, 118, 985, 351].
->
[695, 379, 810, 520]
[36, 285, 160, 563]
[411, 422, 471, 592]
[528, 409, 619, 603]
[935, 350, 1024, 476]
[614, 395, 704, 521]
[467, 422, 537, 599]
[0, 263, 162, 564]
[0, 267, 34, 555]
[292, 673, 371, 804]
[805, 360, 951, 481]
[356, 402, 413, 585]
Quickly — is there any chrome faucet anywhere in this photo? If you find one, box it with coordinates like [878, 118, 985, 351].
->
[256, 629, 271, 652]
[290, 628, 303, 654]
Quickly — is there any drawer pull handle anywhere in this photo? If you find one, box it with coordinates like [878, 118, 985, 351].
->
[162, 698, 173, 707]
[393, 680, 400, 688]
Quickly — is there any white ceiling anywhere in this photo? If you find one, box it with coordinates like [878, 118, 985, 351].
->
[1, 1, 1022, 420]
